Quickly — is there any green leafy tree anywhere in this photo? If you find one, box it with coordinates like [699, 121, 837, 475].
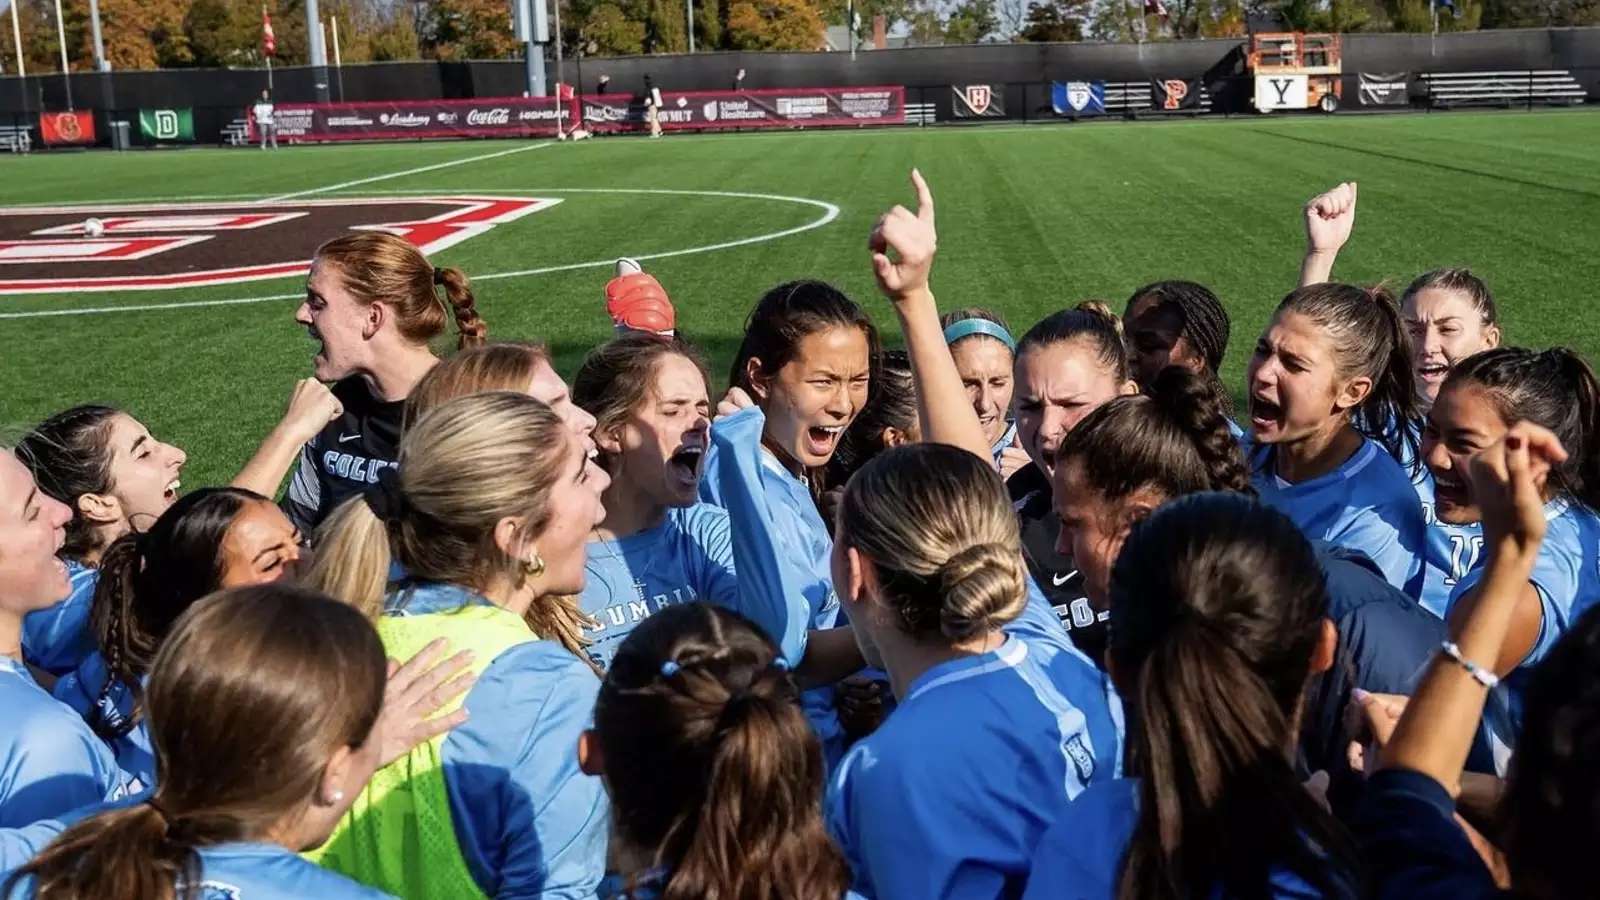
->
[420, 0, 519, 59]
[943, 0, 998, 42]
[579, 1, 646, 52]
[1019, 0, 1089, 40]
[726, 0, 824, 49]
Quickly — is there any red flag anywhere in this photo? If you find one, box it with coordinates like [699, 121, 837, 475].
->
[1143, 0, 1168, 15]
[262, 7, 277, 57]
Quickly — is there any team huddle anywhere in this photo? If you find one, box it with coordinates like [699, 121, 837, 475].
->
[0, 171, 1593, 899]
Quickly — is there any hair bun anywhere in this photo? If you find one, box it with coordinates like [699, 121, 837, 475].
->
[934, 542, 1026, 642]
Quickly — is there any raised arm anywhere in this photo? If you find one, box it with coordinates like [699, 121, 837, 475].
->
[1299, 181, 1358, 287]
[869, 170, 989, 462]
[1379, 422, 1561, 786]
[232, 378, 343, 497]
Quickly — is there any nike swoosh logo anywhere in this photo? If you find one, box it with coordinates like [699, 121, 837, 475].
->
[1052, 570, 1078, 587]
[338, 433, 361, 444]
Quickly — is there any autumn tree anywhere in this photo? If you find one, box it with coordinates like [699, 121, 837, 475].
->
[943, 0, 998, 41]
[1019, 0, 1089, 39]
[420, 0, 519, 59]
[726, 0, 824, 48]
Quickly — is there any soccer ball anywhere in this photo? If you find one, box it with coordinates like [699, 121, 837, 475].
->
[83, 217, 105, 238]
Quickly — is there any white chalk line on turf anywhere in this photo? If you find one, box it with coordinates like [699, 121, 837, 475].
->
[260, 142, 555, 203]
[0, 188, 840, 320]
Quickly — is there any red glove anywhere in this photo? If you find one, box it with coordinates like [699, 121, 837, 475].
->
[604, 272, 676, 335]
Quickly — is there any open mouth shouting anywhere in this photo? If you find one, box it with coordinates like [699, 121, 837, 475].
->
[805, 424, 846, 460]
[1416, 361, 1450, 388]
[1249, 394, 1285, 435]
[163, 477, 182, 506]
[667, 440, 706, 490]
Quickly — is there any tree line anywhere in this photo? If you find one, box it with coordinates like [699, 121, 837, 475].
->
[1, 0, 1595, 73]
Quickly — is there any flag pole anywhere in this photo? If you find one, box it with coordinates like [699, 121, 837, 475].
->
[52, 0, 73, 109]
[331, 15, 344, 101]
[8, 0, 25, 79]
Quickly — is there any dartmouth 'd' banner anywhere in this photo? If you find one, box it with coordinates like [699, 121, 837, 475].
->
[1052, 81, 1106, 116]
[139, 108, 195, 142]
[1359, 72, 1411, 107]
[580, 86, 905, 133]
[952, 84, 1006, 118]
[1151, 78, 1202, 111]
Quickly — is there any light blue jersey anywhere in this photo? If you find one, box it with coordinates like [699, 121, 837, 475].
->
[699, 407, 840, 762]
[825, 584, 1124, 900]
[20, 562, 97, 677]
[1250, 438, 1426, 597]
[1415, 469, 1484, 619]
[0, 657, 126, 832]
[52, 652, 154, 791]
[990, 421, 1018, 468]
[602, 866, 868, 900]
[1022, 780, 1333, 900]
[581, 505, 741, 670]
[3, 795, 392, 899]
[382, 582, 608, 899]
[1449, 497, 1600, 772]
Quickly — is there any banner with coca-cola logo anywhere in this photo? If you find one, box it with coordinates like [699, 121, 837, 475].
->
[259, 96, 576, 142]
[265, 86, 904, 142]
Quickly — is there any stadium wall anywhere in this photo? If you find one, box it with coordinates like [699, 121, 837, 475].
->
[1, 27, 1595, 142]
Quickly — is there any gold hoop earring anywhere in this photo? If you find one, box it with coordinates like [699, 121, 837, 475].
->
[522, 555, 546, 579]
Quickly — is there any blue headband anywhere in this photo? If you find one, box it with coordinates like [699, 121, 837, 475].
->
[943, 318, 1015, 351]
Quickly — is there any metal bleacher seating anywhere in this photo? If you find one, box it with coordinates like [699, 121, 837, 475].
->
[1420, 70, 1587, 108]
[222, 117, 252, 146]
[0, 123, 33, 153]
[906, 102, 936, 125]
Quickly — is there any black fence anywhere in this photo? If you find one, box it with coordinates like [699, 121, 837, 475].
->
[0, 27, 1596, 149]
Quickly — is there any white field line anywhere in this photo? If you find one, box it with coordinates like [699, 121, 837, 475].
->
[0, 188, 840, 319]
[260, 142, 554, 202]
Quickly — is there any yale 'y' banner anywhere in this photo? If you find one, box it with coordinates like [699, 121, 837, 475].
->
[138, 109, 196, 142]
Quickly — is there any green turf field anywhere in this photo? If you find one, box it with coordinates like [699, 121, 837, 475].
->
[3, 109, 1598, 489]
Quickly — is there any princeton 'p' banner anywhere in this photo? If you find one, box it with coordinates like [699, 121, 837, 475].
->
[1151, 78, 1201, 111]
[952, 84, 1007, 118]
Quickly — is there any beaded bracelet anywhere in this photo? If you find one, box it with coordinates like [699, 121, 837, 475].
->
[1439, 641, 1500, 689]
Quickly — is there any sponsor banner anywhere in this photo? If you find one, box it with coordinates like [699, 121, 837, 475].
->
[39, 111, 95, 146]
[1151, 78, 1201, 111]
[1254, 74, 1309, 111]
[138, 108, 195, 142]
[268, 86, 904, 142]
[1359, 72, 1410, 107]
[584, 86, 904, 133]
[951, 84, 1006, 118]
[1051, 81, 1106, 116]
[262, 97, 576, 142]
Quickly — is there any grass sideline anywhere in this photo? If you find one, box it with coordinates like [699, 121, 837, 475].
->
[2, 109, 1598, 489]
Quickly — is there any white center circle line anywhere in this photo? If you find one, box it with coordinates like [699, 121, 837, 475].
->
[0, 188, 841, 320]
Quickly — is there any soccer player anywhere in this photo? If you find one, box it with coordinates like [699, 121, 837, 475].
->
[303, 393, 609, 899]
[253, 89, 278, 150]
[250, 232, 487, 534]
[1245, 282, 1426, 596]
[1423, 347, 1600, 769]
[583, 605, 861, 900]
[404, 341, 597, 448]
[1007, 304, 1138, 654]
[941, 308, 1024, 475]
[1120, 280, 1239, 436]
[1050, 365, 1443, 790]
[1023, 494, 1361, 899]
[825, 443, 1123, 899]
[14, 406, 187, 676]
[4, 586, 391, 899]
[0, 448, 130, 837]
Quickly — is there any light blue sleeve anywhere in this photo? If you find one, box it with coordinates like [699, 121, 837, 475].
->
[683, 506, 741, 612]
[441, 644, 608, 900]
[1452, 527, 1586, 672]
[20, 566, 98, 677]
[1329, 502, 1425, 599]
[704, 407, 814, 666]
[0, 704, 123, 830]
[0, 817, 67, 876]
[1020, 780, 1138, 900]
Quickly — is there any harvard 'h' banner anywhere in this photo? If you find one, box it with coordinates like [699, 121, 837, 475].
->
[1051, 81, 1106, 116]
[952, 84, 1006, 118]
[1151, 78, 1201, 111]
[40, 111, 95, 145]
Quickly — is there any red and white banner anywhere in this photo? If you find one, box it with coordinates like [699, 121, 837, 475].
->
[263, 7, 276, 57]
[262, 86, 905, 143]
[39, 111, 95, 146]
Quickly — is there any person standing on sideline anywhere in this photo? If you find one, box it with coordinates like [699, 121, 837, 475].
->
[253, 90, 278, 150]
[644, 75, 663, 138]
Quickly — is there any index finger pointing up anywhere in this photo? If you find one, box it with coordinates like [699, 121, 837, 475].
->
[911, 168, 934, 225]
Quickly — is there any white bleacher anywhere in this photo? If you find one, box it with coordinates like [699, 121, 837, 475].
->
[1104, 81, 1213, 114]
[0, 123, 32, 153]
[222, 118, 252, 146]
[906, 102, 936, 125]
[1420, 70, 1587, 108]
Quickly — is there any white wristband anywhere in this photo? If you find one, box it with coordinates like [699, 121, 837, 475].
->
[1440, 641, 1499, 689]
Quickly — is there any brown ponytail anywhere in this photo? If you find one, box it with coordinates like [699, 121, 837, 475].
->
[596, 604, 849, 900]
[313, 232, 489, 352]
[837, 443, 1028, 643]
[1057, 365, 1253, 505]
[9, 585, 386, 900]
[434, 266, 487, 349]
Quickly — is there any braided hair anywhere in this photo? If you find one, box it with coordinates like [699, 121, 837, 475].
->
[1125, 280, 1232, 376]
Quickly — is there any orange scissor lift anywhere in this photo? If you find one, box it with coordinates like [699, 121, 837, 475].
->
[1248, 32, 1344, 113]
